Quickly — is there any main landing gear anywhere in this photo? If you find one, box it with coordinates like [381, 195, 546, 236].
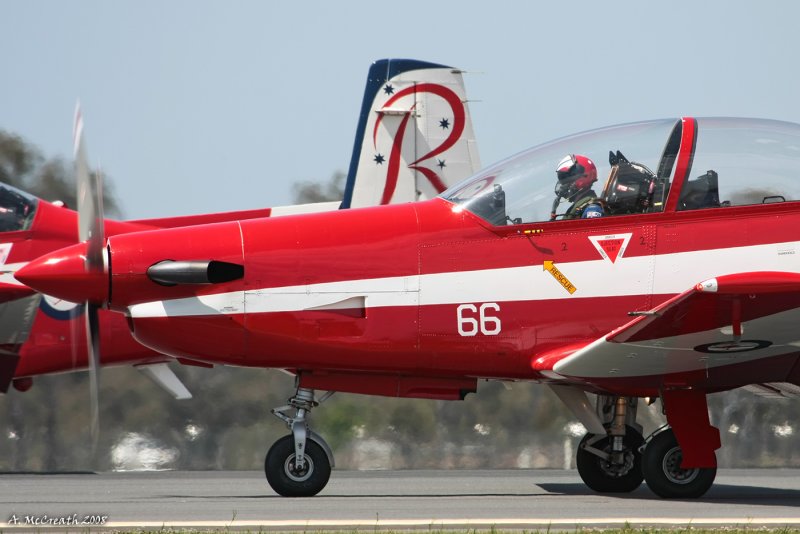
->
[576, 396, 644, 493]
[641, 427, 717, 499]
[266, 387, 335, 497]
[574, 395, 717, 498]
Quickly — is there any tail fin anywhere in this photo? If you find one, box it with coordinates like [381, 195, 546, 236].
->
[340, 59, 481, 209]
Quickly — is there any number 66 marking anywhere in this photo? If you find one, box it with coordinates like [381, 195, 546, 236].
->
[457, 303, 501, 336]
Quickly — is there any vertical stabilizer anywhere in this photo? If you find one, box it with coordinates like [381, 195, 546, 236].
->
[341, 59, 481, 208]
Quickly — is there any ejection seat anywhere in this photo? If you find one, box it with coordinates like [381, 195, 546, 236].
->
[678, 170, 720, 210]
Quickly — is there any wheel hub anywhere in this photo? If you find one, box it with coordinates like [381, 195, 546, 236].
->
[662, 446, 699, 485]
[284, 453, 315, 482]
[599, 449, 634, 478]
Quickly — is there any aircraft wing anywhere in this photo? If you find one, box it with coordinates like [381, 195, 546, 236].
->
[0, 281, 34, 304]
[551, 271, 800, 384]
[0, 261, 35, 304]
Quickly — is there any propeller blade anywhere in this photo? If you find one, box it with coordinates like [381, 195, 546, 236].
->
[86, 302, 101, 451]
[74, 103, 105, 456]
[74, 104, 105, 272]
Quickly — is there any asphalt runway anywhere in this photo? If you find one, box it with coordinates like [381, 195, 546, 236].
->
[1, 469, 799, 530]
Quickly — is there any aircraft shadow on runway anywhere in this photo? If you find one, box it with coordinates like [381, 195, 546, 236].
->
[156, 492, 561, 500]
[537, 483, 800, 505]
[156, 484, 799, 505]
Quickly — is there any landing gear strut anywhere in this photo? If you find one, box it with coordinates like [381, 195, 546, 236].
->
[569, 393, 717, 498]
[576, 396, 644, 493]
[577, 425, 644, 492]
[266, 387, 334, 497]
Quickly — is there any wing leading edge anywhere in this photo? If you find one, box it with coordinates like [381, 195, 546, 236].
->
[551, 271, 800, 386]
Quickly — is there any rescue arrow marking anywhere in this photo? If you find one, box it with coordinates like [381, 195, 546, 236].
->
[543, 260, 577, 295]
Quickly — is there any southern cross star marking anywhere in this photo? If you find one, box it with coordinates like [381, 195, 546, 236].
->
[383, 84, 395, 95]
[439, 118, 450, 129]
[374, 154, 385, 165]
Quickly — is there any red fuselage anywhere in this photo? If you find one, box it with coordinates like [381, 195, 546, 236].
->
[2, 197, 273, 384]
[32, 196, 796, 398]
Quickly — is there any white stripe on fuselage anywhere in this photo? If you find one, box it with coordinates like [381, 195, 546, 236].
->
[128, 240, 800, 319]
[0, 262, 29, 286]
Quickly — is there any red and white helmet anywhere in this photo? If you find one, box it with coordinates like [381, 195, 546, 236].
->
[556, 154, 597, 191]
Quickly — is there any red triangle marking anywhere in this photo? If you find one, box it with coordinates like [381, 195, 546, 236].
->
[598, 238, 625, 263]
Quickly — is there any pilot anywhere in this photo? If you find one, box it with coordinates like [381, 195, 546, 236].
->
[0, 186, 27, 232]
[551, 154, 603, 219]
[581, 197, 605, 218]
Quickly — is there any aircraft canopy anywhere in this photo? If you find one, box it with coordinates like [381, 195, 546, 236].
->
[443, 117, 800, 224]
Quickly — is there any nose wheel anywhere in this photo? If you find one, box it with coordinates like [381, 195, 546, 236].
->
[265, 435, 331, 497]
[266, 387, 334, 497]
[641, 428, 716, 498]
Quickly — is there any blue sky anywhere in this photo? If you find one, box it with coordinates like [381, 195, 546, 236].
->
[1, 0, 798, 218]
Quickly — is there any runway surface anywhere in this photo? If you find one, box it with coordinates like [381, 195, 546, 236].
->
[1, 469, 799, 530]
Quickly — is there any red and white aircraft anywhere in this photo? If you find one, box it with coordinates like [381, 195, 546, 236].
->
[18, 116, 800, 499]
[0, 58, 480, 398]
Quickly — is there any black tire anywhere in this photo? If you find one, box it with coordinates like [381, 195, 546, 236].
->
[576, 425, 644, 493]
[265, 435, 331, 497]
[642, 428, 716, 499]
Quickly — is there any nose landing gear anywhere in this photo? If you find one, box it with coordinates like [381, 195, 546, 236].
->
[266, 387, 335, 497]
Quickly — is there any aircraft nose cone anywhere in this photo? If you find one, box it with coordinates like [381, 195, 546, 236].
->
[14, 242, 108, 305]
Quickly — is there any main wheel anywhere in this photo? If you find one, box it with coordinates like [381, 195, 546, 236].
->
[642, 428, 716, 499]
[576, 425, 644, 493]
[265, 434, 331, 497]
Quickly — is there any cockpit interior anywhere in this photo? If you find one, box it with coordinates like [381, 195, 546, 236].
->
[0, 183, 38, 232]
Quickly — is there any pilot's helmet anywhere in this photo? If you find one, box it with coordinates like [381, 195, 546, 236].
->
[555, 154, 597, 197]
